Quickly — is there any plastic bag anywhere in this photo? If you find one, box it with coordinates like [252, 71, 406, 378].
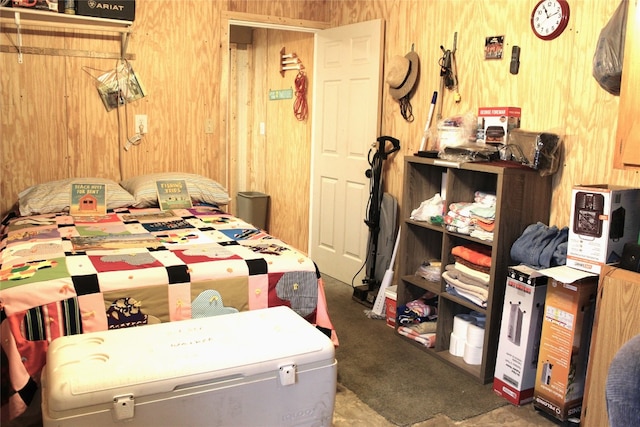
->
[410, 193, 444, 222]
[435, 112, 477, 151]
[504, 129, 562, 176]
[593, 0, 628, 95]
[435, 112, 498, 162]
[83, 60, 147, 112]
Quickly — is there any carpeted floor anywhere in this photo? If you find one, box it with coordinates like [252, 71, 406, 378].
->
[322, 274, 508, 427]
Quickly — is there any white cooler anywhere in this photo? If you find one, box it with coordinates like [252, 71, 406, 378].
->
[41, 306, 337, 427]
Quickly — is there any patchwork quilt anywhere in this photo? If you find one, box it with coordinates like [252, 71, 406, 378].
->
[0, 205, 336, 422]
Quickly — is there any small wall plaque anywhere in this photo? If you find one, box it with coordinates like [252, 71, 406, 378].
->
[269, 89, 293, 100]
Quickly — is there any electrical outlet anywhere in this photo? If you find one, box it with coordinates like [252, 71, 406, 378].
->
[135, 114, 148, 134]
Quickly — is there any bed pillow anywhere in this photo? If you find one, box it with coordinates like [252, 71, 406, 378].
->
[18, 178, 136, 216]
[120, 173, 231, 208]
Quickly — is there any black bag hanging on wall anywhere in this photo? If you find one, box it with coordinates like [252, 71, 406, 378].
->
[592, 0, 628, 96]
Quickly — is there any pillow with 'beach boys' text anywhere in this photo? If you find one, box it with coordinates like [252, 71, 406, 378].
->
[18, 178, 136, 216]
[120, 173, 231, 208]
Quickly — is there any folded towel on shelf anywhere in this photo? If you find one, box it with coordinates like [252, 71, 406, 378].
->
[469, 204, 495, 221]
[445, 283, 487, 308]
[445, 264, 489, 289]
[442, 270, 489, 302]
[397, 326, 436, 348]
[444, 195, 496, 240]
[474, 191, 497, 206]
[454, 261, 490, 285]
[471, 216, 495, 232]
[397, 292, 439, 325]
[453, 255, 491, 274]
[470, 229, 494, 241]
[451, 245, 492, 268]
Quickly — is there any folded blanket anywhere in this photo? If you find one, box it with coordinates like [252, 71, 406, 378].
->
[453, 256, 491, 274]
[454, 261, 490, 284]
[397, 292, 439, 325]
[408, 321, 438, 334]
[442, 271, 489, 301]
[474, 191, 497, 206]
[469, 204, 495, 221]
[451, 245, 492, 267]
[445, 264, 489, 289]
[397, 304, 438, 325]
[397, 326, 436, 348]
[470, 229, 494, 242]
[471, 216, 495, 232]
[449, 202, 474, 216]
[445, 284, 487, 308]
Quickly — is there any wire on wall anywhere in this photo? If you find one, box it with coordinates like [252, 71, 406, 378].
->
[294, 70, 308, 121]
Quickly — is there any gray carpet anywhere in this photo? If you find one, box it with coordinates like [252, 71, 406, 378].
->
[322, 274, 507, 427]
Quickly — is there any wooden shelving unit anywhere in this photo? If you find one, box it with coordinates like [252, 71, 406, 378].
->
[0, 6, 133, 61]
[397, 156, 552, 383]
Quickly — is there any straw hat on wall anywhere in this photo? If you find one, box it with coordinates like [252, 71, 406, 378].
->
[386, 50, 420, 121]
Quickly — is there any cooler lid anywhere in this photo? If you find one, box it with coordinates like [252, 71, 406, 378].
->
[44, 306, 334, 411]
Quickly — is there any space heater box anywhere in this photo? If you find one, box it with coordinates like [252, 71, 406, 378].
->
[41, 307, 337, 427]
[533, 267, 598, 423]
[493, 265, 547, 406]
[567, 184, 640, 274]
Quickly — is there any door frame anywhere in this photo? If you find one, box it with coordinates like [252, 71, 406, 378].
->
[219, 12, 330, 217]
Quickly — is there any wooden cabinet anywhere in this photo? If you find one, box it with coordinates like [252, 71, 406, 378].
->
[397, 156, 551, 383]
[581, 266, 640, 427]
[615, 0, 640, 168]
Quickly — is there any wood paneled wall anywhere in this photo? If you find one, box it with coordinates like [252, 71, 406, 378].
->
[327, 0, 640, 232]
[2, 0, 640, 254]
[1, 0, 230, 212]
[230, 27, 315, 247]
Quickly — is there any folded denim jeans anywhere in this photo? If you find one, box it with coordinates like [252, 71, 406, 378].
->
[510, 222, 568, 268]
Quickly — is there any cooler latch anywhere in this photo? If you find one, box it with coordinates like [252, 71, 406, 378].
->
[279, 363, 297, 386]
[112, 394, 135, 421]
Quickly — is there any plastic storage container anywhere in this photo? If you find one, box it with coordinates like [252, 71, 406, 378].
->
[384, 285, 398, 328]
[237, 191, 270, 230]
[42, 307, 337, 427]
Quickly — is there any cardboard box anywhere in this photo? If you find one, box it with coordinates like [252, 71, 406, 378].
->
[477, 106, 521, 145]
[384, 285, 397, 328]
[567, 185, 640, 274]
[532, 266, 598, 423]
[76, 0, 136, 21]
[493, 265, 547, 406]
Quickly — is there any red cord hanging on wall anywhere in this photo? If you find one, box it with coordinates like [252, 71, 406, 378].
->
[294, 70, 308, 121]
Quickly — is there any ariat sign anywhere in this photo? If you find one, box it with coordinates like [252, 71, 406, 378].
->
[76, 0, 136, 21]
[88, 1, 124, 12]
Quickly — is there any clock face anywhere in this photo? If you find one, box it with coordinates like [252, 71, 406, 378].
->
[531, 0, 570, 40]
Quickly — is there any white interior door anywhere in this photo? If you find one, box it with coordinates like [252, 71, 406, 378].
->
[309, 19, 384, 285]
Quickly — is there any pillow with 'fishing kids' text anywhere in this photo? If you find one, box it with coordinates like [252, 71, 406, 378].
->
[120, 173, 230, 208]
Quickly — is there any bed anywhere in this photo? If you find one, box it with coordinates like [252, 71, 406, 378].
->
[0, 174, 337, 423]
